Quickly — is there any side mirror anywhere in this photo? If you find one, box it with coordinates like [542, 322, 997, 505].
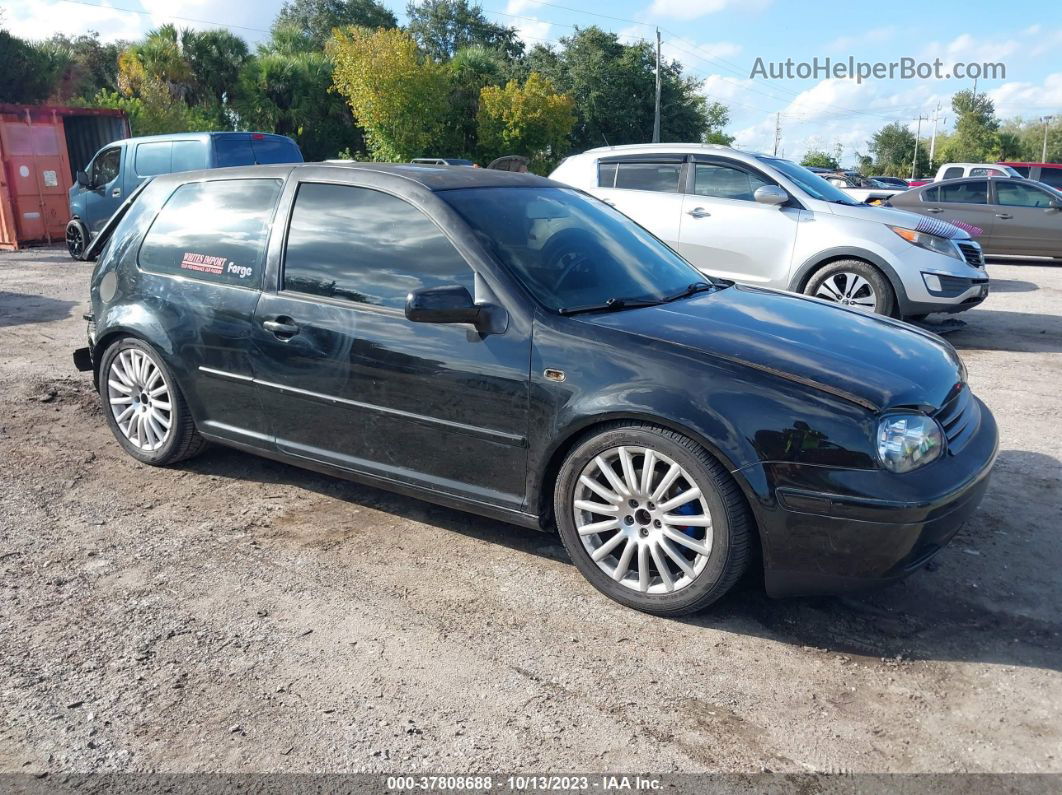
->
[754, 185, 789, 206]
[405, 284, 508, 334]
[76, 170, 90, 188]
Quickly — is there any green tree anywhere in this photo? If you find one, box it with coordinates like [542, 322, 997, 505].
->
[40, 32, 125, 101]
[92, 83, 222, 136]
[274, 0, 396, 48]
[477, 72, 575, 171]
[868, 121, 929, 177]
[801, 149, 839, 170]
[941, 88, 1000, 162]
[406, 0, 522, 61]
[238, 26, 362, 160]
[519, 27, 726, 152]
[331, 26, 451, 161]
[445, 45, 508, 157]
[0, 30, 65, 103]
[183, 29, 250, 108]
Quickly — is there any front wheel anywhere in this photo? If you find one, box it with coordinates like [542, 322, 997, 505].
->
[804, 259, 895, 316]
[65, 220, 88, 261]
[554, 423, 752, 616]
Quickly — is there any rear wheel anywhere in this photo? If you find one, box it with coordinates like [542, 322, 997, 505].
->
[99, 338, 206, 466]
[554, 423, 752, 616]
[804, 258, 895, 316]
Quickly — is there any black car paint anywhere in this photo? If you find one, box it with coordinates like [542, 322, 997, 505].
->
[78, 163, 998, 597]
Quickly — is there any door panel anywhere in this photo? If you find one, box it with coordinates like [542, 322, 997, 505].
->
[251, 181, 531, 507]
[594, 160, 686, 249]
[991, 180, 1062, 256]
[84, 145, 124, 233]
[921, 181, 997, 250]
[677, 161, 800, 285]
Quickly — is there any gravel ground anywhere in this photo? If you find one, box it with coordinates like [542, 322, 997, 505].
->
[0, 248, 1059, 775]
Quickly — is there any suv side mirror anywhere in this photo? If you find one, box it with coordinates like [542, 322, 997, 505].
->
[76, 170, 91, 188]
[754, 185, 789, 206]
[405, 284, 508, 334]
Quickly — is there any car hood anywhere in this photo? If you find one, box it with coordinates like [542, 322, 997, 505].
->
[579, 285, 964, 412]
[823, 200, 951, 231]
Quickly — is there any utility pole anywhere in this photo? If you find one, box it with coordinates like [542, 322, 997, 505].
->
[773, 112, 781, 156]
[1042, 116, 1054, 162]
[652, 28, 662, 143]
[928, 102, 943, 168]
[912, 115, 927, 179]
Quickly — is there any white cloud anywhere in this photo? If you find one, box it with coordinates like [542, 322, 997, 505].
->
[504, 0, 553, 46]
[988, 72, 1062, 118]
[648, 0, 771, 22]
[4, 0, 145, 42]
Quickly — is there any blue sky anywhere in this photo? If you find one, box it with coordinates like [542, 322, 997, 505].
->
[4, 0, 1061, 162]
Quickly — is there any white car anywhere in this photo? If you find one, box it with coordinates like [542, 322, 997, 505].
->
[549, 143, 989, 318]
[935, 163, 1023, 181]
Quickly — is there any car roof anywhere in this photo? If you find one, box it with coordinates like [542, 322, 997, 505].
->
[102, 131, 295, 148]
[148, 161, 553, 191]
[576, 142, 768, 157]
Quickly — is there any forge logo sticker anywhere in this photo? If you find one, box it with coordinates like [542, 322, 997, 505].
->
[180, 252, 253, 280]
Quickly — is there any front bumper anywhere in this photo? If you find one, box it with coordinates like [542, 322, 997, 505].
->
[752, 398, 998, 597]
[889, 242, 989, 316]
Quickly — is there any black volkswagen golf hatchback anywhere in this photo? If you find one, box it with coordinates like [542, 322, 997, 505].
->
[74, 163, 998, 615]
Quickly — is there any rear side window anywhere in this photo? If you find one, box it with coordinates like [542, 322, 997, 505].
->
[693, 163, 771, 201]
[942, 167, 963, 179]
[598, 162, 618, 187]
[171, 140, 207, 172]
[939, 181, 988, 204]
[135, 142, 171, 176]
[1039, 169, 1062, 189]
[1009, 165, 1031, 177]
[612, 162, 683, 193]
[282, 183, 474, 309]
[251, 137, 302, 164]
[214, 137, 255, 167]
[138, 179, 281, 288]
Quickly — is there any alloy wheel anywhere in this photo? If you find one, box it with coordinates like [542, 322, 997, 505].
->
[106, 348, 172, 452]
[573, 446, 713, 594]
[66, 224, 84, 259]
[814, 271, 878, 310]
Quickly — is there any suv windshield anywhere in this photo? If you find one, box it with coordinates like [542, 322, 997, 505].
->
[757, 156, 861, 204]
[441, 187, 713, 313]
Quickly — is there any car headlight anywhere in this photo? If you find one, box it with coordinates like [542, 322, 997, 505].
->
[876, 414, 944, 473]
[888, 226, 961, 261]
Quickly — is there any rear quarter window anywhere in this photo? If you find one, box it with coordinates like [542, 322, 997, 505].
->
[135, 142, 171, 177]
[138, 179, 282, 288]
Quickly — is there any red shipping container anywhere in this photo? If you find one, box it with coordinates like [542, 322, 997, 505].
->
[0, 104, 129, 250]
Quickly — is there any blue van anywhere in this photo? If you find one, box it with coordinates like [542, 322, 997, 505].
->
[66, 131, 302, 258]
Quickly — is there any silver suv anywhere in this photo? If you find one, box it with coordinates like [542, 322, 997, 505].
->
[550, 144, 989, 318]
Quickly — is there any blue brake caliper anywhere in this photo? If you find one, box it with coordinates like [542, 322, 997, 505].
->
[671, 500, 699, 537]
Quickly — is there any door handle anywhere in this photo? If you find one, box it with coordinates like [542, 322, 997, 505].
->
[686, 207, 711, 218]
[995, 213, 1013, 219]
[111, 187, 121, 198]
[926, 207, 943, 213]
[263, 318, 299, 338]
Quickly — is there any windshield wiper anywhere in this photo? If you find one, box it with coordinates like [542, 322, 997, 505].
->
[558, 296, 663, 316]
[663, 281, 716, 303]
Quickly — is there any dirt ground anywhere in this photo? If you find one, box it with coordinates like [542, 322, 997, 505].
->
[0, 248, 1059, 775]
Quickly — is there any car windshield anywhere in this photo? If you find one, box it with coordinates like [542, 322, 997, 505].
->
[441, 187, 713, 313]
[757, 156, 862, 204]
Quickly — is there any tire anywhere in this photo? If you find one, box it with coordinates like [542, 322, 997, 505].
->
[804, 258, 896, 316]
[553, 422, 752, 616]
[99, 338, 207, 466]
[66, 219, 88, 261]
